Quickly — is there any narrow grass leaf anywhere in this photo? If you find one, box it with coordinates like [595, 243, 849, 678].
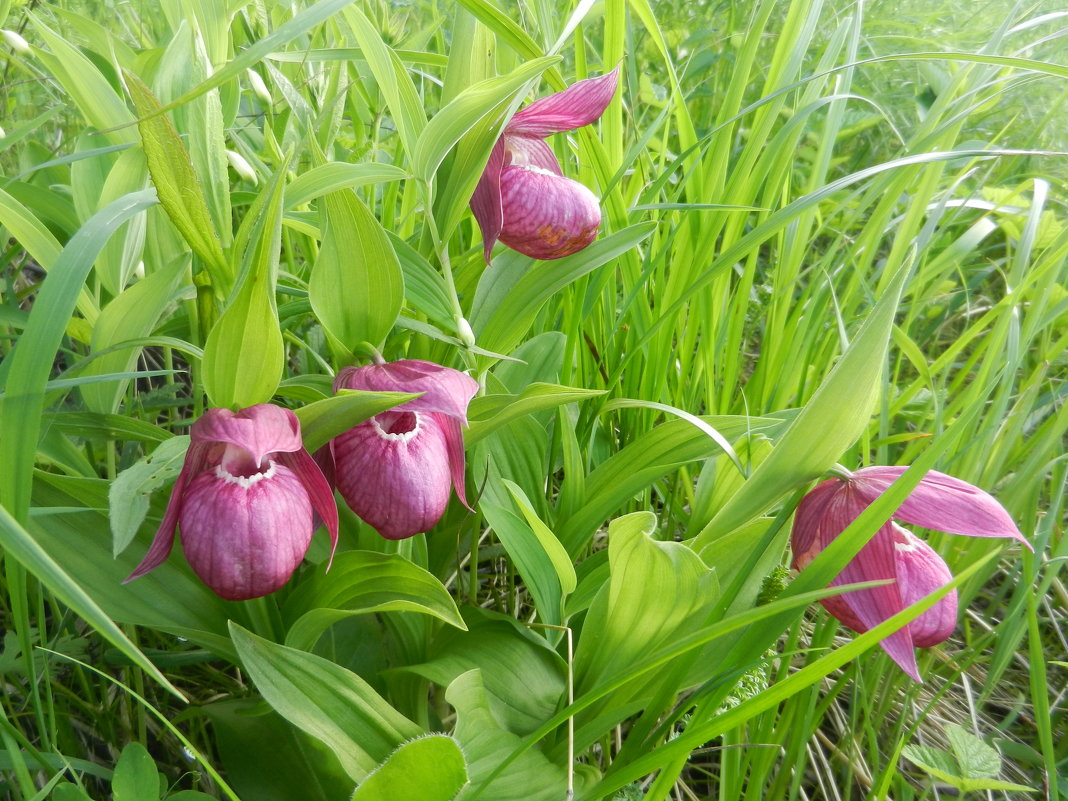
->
[0, 503, 182, 698]
[0, 189, 157, 522]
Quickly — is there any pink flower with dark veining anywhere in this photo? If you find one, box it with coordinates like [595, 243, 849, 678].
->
[791, 466, 1031, 681]
[471, 67, 619, 262]
[325, 360, 479, 540]
[125, 404, 338, 601]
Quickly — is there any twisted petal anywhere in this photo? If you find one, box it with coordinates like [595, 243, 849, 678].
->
[331, 411, 453, 540]
[498, 165, 601, 260]
[334, 360, 479, 421]
[852, 466, 1030, 548]
[507, 67, 620, 138]
[178, 463, 315, 601]
[471, 138, 507, 263]
[192, 404, 304, 467]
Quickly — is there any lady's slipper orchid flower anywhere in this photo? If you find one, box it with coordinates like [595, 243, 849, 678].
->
[791, 466, 1031, 681]
[326, 360, 479, 540]
[471, 67, 619, 262]
[125, 404, 338, 601]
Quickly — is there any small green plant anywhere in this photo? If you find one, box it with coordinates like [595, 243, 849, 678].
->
[902, 723, 1037, 795]
[49, 743, 214, 801]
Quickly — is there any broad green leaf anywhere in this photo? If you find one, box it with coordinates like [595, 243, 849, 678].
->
[900, 744, 961, 786]
[80, 258, 188, 414]
[201, 275, 283, 407]
[281, 551, 466, 652]
[481, 501, 564, 626]
[945, 724, 1002, 780]
[400, 607, 566, 737]
[155, 21, 232, 250]
[28, 12, 136, 145]
[93, 147, 150, 296]
[204, 699, 354, 801]
[109, 436, 190, 557]
[286, 163, 409, 209]
[471, 223, 656, 359]
[124, 69, 229, 289]
[502, 480, 576, 594]
[573, 513, 718, 701]
[413, 57, 558, 185]
[466, 383, 606, 445]
[350, 735, 467, 801]
[446, 670, 566, 801]
[202, 161, 288, 408]
[110, 743, 159, 801]
[310, 188, 404, 352]
[294, 390, 418, 454]
[388, 232, 453, 326]
[230, 623, 423, 782]
[694, 262, 910, 542]
[0, 189, 157, 522]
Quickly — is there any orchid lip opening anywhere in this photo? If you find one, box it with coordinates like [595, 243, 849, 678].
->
[214, 461, 277, 488]
[371, 411, 423, 442]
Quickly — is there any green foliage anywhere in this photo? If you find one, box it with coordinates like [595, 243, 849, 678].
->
[0, 0, 1063, 799]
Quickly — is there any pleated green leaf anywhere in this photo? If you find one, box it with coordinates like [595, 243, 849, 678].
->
[447, 670, 566, 801]
[350, 735, 468, 801]
[310, 187, 403, 352]
[230, 623, 423, 782]
[201, 161, 288, 408]
[281, 551, 466, 652]
[124, 69, 230, 289]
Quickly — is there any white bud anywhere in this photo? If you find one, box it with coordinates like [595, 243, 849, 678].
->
[134, 261, 145, 280]
[226, 149, 257, 184]
[1, 29, 30, 56]
[0, 125, 6, 139]
[245, 69, 272, 107]
[456, 317, 475, 348]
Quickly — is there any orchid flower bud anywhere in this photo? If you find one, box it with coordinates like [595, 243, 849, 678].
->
[470, 67, 619, 263]
[791, 466, 1031, 681]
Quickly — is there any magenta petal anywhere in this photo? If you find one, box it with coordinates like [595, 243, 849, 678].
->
[892, 524, 958, 647]
[498, 165, 601, 260]
[507, 68, 620, 137]
[331, 413, 452, 539]
[124, 440, 212, 583]
[192, 404, 303, 466]
[831, 520, 920, 682]
[277, 450, 339, 568]
[334, 360, 479, 421]
[471, 138, 506, 263]
[179, 464, 315, 601]
[437, 413, 471, 510]
[853, 467, 1030, 548]
[790, 478, 842, 566]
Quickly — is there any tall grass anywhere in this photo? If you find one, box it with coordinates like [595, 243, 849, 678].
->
[0, 0, 1064, 799]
